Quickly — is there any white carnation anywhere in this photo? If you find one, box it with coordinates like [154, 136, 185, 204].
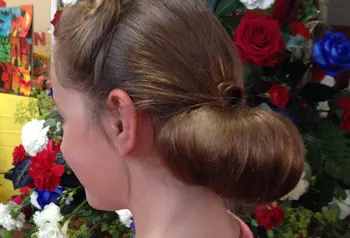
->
[30, 191, 42, 210]
[33, 203, 63, 228]
[0, 202, 25, 231]
[21, 119, 49, 156]
[281, 172, 309, 201]
[37, 222, 68, 238]
[320, 75, 336, 88]
[239, 0, 274, 10]
[316, 101, 330, 118]
[115, 209, 133, 228]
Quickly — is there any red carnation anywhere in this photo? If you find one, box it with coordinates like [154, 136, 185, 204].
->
[12, 144, 26, 165]
[256, 203, 285, 230]
[28, 149, 64, 191]
[234, 11, 285, 67]
[291, 22, 311, 40]
[47, 139, 62, 154]
[11, 195, 24, 205]
[19, 185, 33, 196]
[267, 85, 290, 108]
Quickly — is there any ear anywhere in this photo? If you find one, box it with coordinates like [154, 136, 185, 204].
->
[107, 89, 137, 156]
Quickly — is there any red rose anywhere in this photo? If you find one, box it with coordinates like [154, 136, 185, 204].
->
[267, 85, 290, 108]
[12, 144, 26, 165]
[47, 139, 62, 154]
[339, 97, 350, 109]
[234, 11, 286, 67]
[11, 195, 24, 205]
[341, 109, 350, 130]
[291, 22, 311, 40]
[256, 203, 284, 230]
[28, 149, 64, 191]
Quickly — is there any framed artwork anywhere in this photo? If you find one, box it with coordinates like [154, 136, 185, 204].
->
[0, 63, 13, 91]
[0, 7, 11, 36]
[10, 5, 33, 38]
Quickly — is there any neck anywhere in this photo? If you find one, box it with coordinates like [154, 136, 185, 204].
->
[126, 161, 239, 238]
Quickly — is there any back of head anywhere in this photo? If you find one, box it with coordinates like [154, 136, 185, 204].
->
[54, 0, 304, 204]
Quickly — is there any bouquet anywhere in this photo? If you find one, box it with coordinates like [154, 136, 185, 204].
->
[1, 90, 134, 238]
[209, 0, 350, 237]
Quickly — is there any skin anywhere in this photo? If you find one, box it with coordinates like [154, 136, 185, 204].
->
[51, 68, 240, 238]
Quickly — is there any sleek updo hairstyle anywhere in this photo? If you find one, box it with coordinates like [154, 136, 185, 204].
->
[54, 0, 305, 204]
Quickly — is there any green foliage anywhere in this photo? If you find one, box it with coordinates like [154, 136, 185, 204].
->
[304, 123, 350, 186]
[14, 89, 53, 124]
[70, 224, 91, 238]
[0, 230, 14, 238]
[0, 36, 11, 63]
[277, 207, 313, 238]
[215, 0, 241, 16]
[14, 99, 39, 124]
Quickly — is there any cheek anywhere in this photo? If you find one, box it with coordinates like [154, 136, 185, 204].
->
[61, 121, 129, 210]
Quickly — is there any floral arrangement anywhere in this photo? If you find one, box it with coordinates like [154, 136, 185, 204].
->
[1, 0, 350, 237]
[209, 0, 350, 237]
[0, 90, 134, 238]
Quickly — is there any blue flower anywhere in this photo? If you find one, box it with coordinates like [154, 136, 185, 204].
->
[35, 186, 63, 209]
[313, 30, 350, 77]
[49, 88, 53, 97]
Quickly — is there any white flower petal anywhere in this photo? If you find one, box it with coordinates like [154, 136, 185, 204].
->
[115, 209, 133, 228]
[30, 191, 42, 210]
[239, 0, 274, 10]
[21, 119, 49, 156]
[34, 203, 63, 228]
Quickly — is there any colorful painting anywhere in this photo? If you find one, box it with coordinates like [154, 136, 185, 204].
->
[0, 36, 10, 63]
[0, 7, 11, 36]
[10, 37, 32, 71]
[10, 37, 20, 67]
[0, 63, 13, 91]
[20, 37, 32, 70]
[10, 5, 33, 38]
[10, 66, 31, 96]
[18, 67, 31, 95]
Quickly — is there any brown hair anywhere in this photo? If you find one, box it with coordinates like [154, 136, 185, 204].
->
[54, 0, 304, 204]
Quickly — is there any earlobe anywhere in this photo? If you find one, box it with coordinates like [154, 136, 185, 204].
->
[107, 89, 137, 156]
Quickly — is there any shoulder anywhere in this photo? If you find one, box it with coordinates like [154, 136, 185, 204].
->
[227, 211, 254, 238]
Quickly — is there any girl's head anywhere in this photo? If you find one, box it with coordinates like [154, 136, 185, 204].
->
[52, 0, 304, 211]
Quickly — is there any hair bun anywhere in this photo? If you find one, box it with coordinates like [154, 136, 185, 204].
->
[158, 106, 305, 204]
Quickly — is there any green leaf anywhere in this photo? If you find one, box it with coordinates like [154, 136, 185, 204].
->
[215, 0, 239, 16]
[0, 230, 14, 238]
[328, 203, 341, 218]
[267, 230, 275, 238]
[336, 109, 344, 119]
[251, 219, 258, 227]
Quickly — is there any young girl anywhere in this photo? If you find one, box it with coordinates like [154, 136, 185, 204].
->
[51, 0, 305, 237]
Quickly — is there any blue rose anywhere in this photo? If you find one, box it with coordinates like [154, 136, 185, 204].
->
[35, 186, 63, 209]
[313, 30, 350, 77]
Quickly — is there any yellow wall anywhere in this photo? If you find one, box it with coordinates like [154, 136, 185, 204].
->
[0, 94, 30, 202]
